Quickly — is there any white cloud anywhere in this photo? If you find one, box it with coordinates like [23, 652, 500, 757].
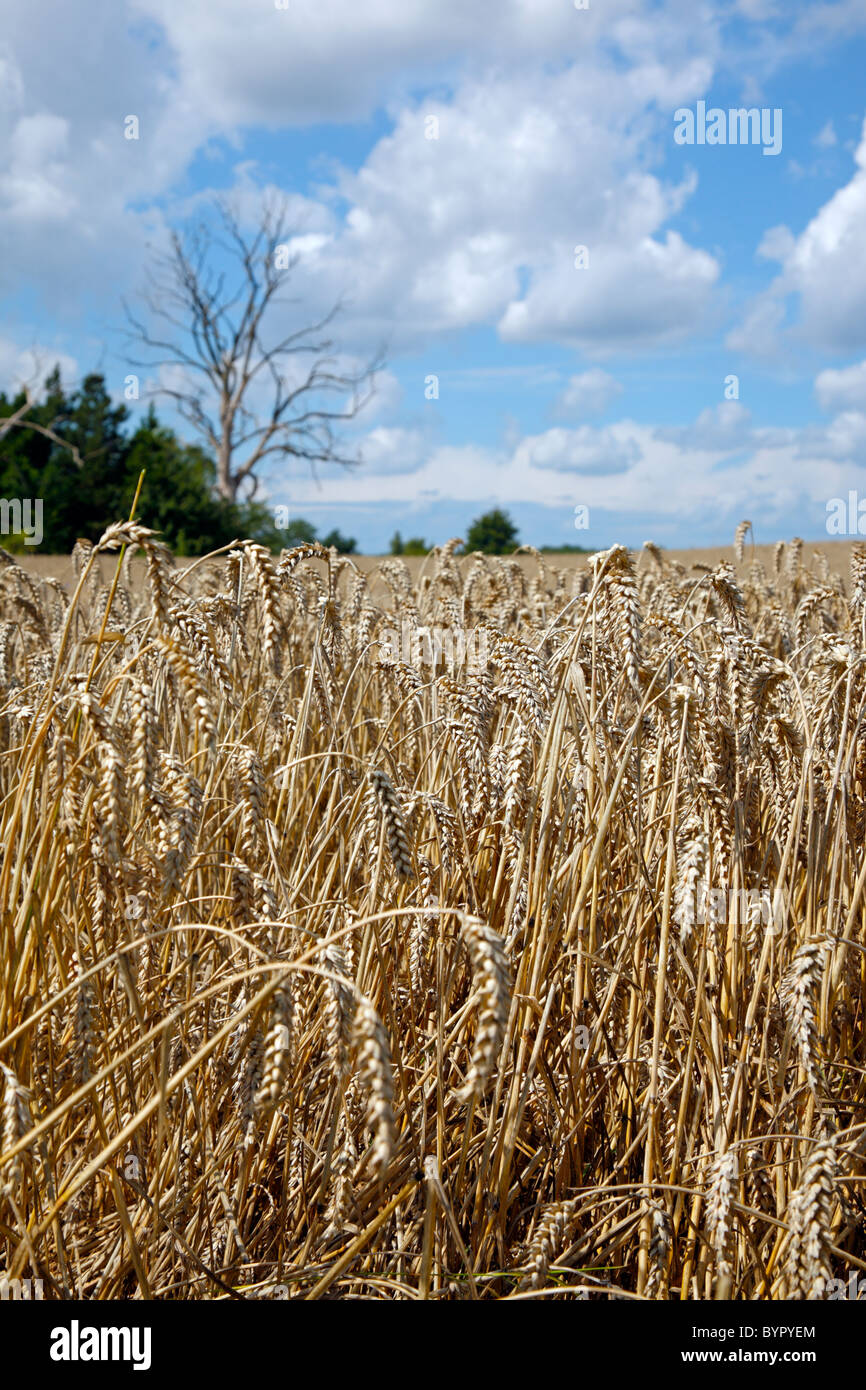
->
[9, 0, 699, 359]
[513, 425, 639, 474]
[733, 119, 866, 355]
[352, 369, 404, 423]
[130, 0, 715, 129]
[0, 337, 78, 393]
[814, 360, 866, 413]
[358, 426, 428, 475]
[757, 225, 797, 261]
[0, 3, 212, 313]
[556, 369, 624, 418]
[276, 404, 866, 547]
[274, 60, 722, 354]
[0, 0, 860, 374]
[0, 43, 24, 112]
[499, 228, 718, 351]
[656, 401, 754, 451]
[0, 114, 73, 222]
[725, 293, 787, 356]
[801, 409, 866, 461]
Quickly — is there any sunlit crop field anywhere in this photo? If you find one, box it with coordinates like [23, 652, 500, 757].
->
[1, 524, 864, 1299]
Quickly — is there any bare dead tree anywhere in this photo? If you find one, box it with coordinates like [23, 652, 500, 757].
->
[123, 195, 383, 503]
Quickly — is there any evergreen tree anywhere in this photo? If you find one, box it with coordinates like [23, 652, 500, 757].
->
[0, 366, 286, 554]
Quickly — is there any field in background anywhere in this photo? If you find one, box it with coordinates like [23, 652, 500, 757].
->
[1, 527, 864, 1300]
[12, 537, 859, 590]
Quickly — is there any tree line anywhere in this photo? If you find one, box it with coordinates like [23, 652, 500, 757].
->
[0, 369, 359, 554]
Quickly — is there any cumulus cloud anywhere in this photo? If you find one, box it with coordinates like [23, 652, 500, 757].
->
[513, 425, 639, 474]
[130, 0, 713, 128]
[0, 3, 212, 315]
[556, 369, 624, 418]
[725, 293, 787, 357]
[288, 63, 722, 354]
[350, 368, 404, 423]
[0, 114, 73, 222]
[732, 120, 866, 355]
[277, 402, 866, 551]
[0, 0, 727, 361]
[0, 337, 78, 393]
[357, 426, 428, 475]
[815, 360, 866, 412]
[797, 410, 866, 461]
[656, 401, 754, 451]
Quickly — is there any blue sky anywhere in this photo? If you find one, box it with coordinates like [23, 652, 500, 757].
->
[4, 0, 866, 551]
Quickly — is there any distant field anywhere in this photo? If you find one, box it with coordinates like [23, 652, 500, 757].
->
[9, 536, 859, 589]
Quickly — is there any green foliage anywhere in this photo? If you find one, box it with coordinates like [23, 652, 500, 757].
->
[464, 507, 519, 555]
[0, 369, 283, 554]
[389, 530, 428, 555]
[270, 517, 355, 554]
[320, 527, 357, 554]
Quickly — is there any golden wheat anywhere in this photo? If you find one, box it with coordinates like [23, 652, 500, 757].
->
[0, 525, 864, 1299]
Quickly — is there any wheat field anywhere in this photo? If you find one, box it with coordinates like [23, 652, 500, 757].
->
[1, 522, 865, 1300]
